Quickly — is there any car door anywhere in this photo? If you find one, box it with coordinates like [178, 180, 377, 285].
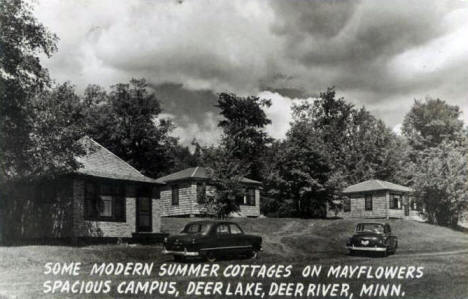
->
[229, 223, 250, 255]
[215, 223, 233, 256]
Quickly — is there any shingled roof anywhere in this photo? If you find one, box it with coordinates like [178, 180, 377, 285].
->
[75, 136, 159, 184]
[156, 166, 261, 185]
[343, 179, 413, 194]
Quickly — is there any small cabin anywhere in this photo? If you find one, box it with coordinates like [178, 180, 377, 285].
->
[156, 167, 261, 217]
[1, 137, 164, 244]
[328, 179, 421, 220]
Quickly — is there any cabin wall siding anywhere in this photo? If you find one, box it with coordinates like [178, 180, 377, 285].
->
[160, 183, 197, 216]
[327, 190, 421, 220]
[237, 189, 261, 217]
[160, 181, 261, 217]
[72, 178, 136, 238]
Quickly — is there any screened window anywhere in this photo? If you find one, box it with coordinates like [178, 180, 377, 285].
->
[365, 194, 373, 211]
[171, 185, 179, 205]
[84, 181, 125, 221]
[343, 198, 351, 212]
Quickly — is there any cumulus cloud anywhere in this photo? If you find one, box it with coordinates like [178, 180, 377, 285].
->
[32, 0, 468, 145]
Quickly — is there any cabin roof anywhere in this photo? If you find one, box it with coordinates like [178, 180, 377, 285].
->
[343, 179, 413, 194]
[156, 166, 261, 185]
[75, 136, 160, 184]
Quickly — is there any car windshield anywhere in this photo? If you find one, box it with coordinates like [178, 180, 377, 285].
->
[356, 223, 385, 234]
[181, 223, 211, 234]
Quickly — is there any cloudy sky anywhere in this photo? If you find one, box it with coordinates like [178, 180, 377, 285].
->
[33, 0, 468, 145]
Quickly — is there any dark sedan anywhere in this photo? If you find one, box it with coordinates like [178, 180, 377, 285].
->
[346, 222, 398, 257]
[162, 220, 262, 262]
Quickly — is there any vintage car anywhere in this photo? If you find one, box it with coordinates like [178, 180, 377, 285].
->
[346, 222, 398, 257]
[162, 220, 263, 262]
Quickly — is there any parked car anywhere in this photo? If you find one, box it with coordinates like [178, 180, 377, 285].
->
[346, 222, 398, 257]
[162, 220, 263, 262]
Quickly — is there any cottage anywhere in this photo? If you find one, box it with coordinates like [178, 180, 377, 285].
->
[1, 137, 163, 244]
[327, 179, 421, 219]
[156, 167, 262, 217]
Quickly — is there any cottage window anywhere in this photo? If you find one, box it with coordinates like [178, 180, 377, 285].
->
[365, 194, 373, 211]
[390, 194, 402, 209]
[247, 188, 256, 206]
[343, 197, 351, 212]
[84, 181, 125, 221]
[171, 185, 179, 205]
[236, 188, 246, 205]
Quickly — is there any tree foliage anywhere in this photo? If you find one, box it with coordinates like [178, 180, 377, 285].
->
[411, 142, 468, 226]
[402, 98, 464, 151]
[402, 98, 467, 226]
[83, 79, 176, 178]
[216, 92, 272, 181]
[0, 0, 84, 182]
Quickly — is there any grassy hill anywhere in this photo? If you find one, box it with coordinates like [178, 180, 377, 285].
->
[162, 217, 468, 262]
[0, 218, 467, 298]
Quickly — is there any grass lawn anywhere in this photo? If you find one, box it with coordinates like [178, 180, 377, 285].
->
[0, 218, 467, 298]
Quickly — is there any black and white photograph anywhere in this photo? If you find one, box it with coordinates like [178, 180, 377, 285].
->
[0, 0, 467, 298]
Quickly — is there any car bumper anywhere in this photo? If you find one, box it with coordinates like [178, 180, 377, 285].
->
[346, 245, 387, 252]
[162, 247, 199, 256]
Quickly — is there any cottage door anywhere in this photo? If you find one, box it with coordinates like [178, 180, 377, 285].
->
[136, 188, 152, 232]
[404, 196, 410, 217]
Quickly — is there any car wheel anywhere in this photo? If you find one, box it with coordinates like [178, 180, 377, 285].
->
[381, 248, 388, 257]
[206, 251, 217, 263]
[249, 250, 259, 259]
[174, 255, 184, 262]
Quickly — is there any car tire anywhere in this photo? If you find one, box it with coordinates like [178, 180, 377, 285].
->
[249, 250, 259, 260]
[174, 255, 184, 262]
[381, 248, 388, 257]
[206, 251, 217, 263]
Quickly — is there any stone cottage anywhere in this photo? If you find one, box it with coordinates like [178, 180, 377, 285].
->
[156, 167, 262, 217]
[328, 179, 421, 219]
[0, 137, 164, 244]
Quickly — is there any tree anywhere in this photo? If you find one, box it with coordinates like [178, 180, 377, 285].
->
[0, 0, 84, 182]
[216, 92, 272, 181]
[402, 98, 464, 151]
[84, 79, 176, 178]
[263, 87, 405, 217]
[411, 142, 468, 226]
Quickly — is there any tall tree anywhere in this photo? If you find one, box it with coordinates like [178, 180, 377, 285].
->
[84, 79, 176, 178]
[402, 98, 464, 151]
[216, 92, 272, 181]
[0, 0, 83, 182]
[411, 142, 468, 226]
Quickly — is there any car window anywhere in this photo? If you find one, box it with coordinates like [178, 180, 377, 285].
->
[229, 224, 243, 235]
[182, 223, 210, 234]
[356, 223, 384, 234]
[216, 224, 230, 234]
